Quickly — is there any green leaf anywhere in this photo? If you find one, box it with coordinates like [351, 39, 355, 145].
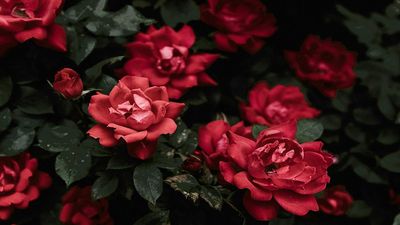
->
[133, 163, 163, 204]
[12, 109, 45, 129]
[353, 108, 381, 125]
[319, 114, 342, 130]
[66, 27, 97, 64]
[393, 213, 400, 225]
[351, 158, 387, 184]
[296, 119, 324, 143]
[0, 126, 35, 156]
[346, 200, 372, 218]
[37, 120, 84, 152]
[160, 0, 200, 27]
[133, 211, 169, 225]
[332, 90, 351, 112]
[63, 0, 107, 22]
[85, 56, 124, 85]
[107, 154, 136, 170]
[378, 90, 396, 120]
[0, 74, 12, 107]
[269, 218, 295, 225]
[85, 6, 154, 37]
[17, 86, 53, 115]
[377, 127, 400, 145]
[91, 173, 119, 200]
[0, 108, 12, 133]
[199, 186, 223, 210]
[345, 123, 367, 143]
[165, 174, 200, 202]
[93, 75, 117, 94]
[55, 147, 91, 186]
[252, 124, 268, 138]
[380, 150, 400, 173]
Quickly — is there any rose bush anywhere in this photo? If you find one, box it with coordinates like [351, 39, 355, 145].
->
[240, 82, 320, 125]
[87, 76, 185, 159]
[200, 0, 276, 54]
[286, 35, 357, 97]
[123, 25, 219, 99]
[0, 0, 66, 55]
[0, 153, 51, 220]
[219, 122, 333, 220]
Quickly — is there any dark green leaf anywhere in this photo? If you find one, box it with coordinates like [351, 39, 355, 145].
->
[133, 163, 163, 204]
[37, 120, 84, 152]
[332, 90, 351, 112]
[0, 126, 35, 156]
[85, 56, 124, 85]
[252, 124, 268, 138]
[12, 109, 45, 129]
[92, 75, 117, 94]
[351, 158, 387, 184]
[377, 127, 400, 145]
[296, 119, 324, 143]
[269, 218, 295, 225]
[199, 186, 223, 210]
[107, 154, 136, 170]
[133, 211, 169, 225]
[86, 6, 153, 37]
[92, 173, 119, 200]
[55, 147, 92, 186]
[353, 108, 381, 125]
[66, 27, 97, 64]
[380, 150, 400, 173]
[165, 174, 200, 202]
[346, 200, 372, 218]
[0, 74, 12, 107]
[394, 213, 400, 225]
[0, 108, 11, 133]
[160, 0, 199, 27]
[378, 91, 396, 120]
[17, 86, 53, 115]
[319, 114, 342, 130]
[64, 0, 107, 22]
[345, 123, 367, 143]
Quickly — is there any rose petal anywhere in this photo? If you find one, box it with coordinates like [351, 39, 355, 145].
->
[87, 124, 119, 147]
[274, 190, 319, 215]
[243, 192, 278, 221]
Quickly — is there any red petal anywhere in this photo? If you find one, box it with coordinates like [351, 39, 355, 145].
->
[87, 124, 119, 147]
[233, 172, 272, 201]
[15, 27, 47, 42]
[119, 76, 150, 91]
[121, 131, 147, 144]
[177, 25, 196, 48]
[88, 93, 112, 125]
[274, 190, 319, 215]
[185, 54, 219, 74]
[147, 118, 177, 141]
[128, 141, 157, 160]
[0, 207, 12, 220]
[214, 32, 238, 53]
[39, 23, 67, 52]
[219, 161, 236, 184]
[145, 86, 169, 101]
[226, 131, 255, 169]
[243, 192, 278, 221]
[165, 102, 185, 119]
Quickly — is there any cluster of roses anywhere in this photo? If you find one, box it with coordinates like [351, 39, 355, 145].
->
[0, 0, 359, 224]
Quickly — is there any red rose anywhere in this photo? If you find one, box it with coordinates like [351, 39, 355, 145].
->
[87, 76, 185, 160]
[123, 25, 219, 99]
[286, 35, 357, 97]
[198, 120, 252, 170]
[0, 153, 52, 220]
[182, 150, 203, 172]
[200, 0, 276, 54]
[219, 122, 333, 221]
[318, 185, 353, 216]
[0, 0, 67, 55]
[53, 68, 83, 99]
[59, 186, 113, 225]
[240, 82, 320, 126]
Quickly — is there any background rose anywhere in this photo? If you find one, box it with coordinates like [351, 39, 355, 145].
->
[0, 0, 67, 55]
[59, 186, 113, 225]
[53, 68, 83, 99]
[0, 153, 52, 220]
[219, 122, 333, 221]
[123, 25, 219, 99]
[87, 76, 185, 160]
[200, 0, 276, 54]
[318, 185, 353, 216]
[286, 35, 357, 97]
[240, 82, 320, 125]
[198, 120, 252, 170]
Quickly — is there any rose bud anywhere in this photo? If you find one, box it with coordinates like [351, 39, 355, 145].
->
[318, 185, 353, 216]
[53, 68, 84, 99]
[182, 152, 203, 172]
